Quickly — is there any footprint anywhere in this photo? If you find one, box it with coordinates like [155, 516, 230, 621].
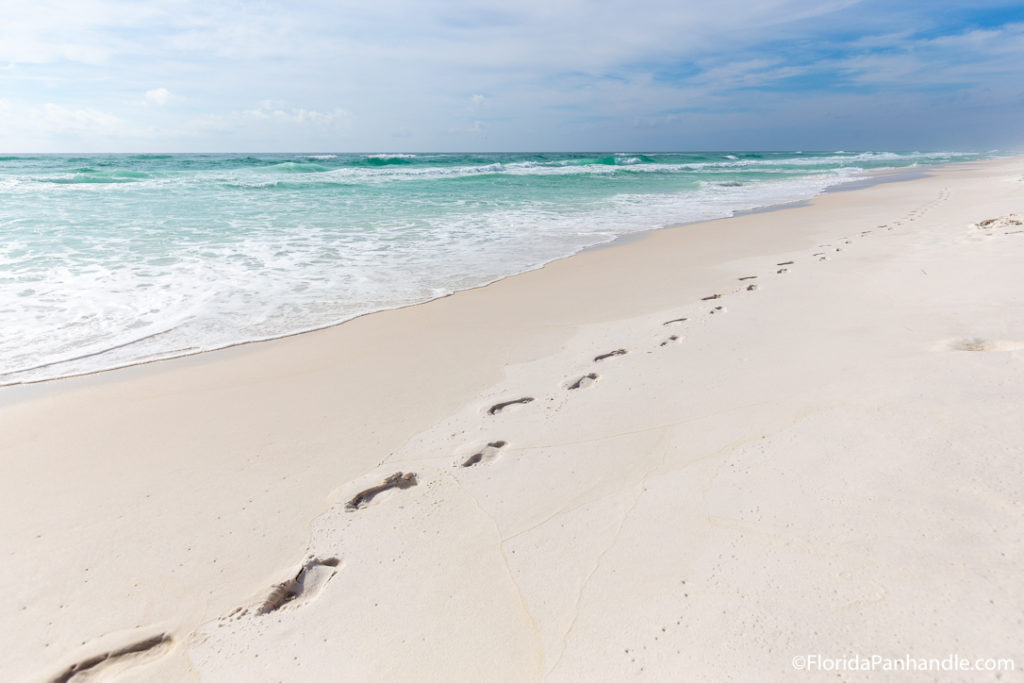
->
[567, 373, 598, 390]
[977, 214, 1024, 230]
[53, 634, 172, 683]
[746, 283, 758, 291]
[818, 256, 829, 262]
[776, 260, 794, 266]
[947, 338, 1024, 352]
[594, 349, 627, 362]
[460, 441, 508, 467]
[701, 294, 722, 301]
[659, 335, 681, 347]
[738, 276, 757, 281]
[709, 305, 726, 314]
[488, 397, 535, 415]
[776, 268, 789, 275]
[663, 317, 687, 326]
[258, 557, 341, 615]
[346, 472, 418, 510]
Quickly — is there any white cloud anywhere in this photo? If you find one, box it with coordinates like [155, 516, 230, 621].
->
[0, 0, 865, 72]
[40, 103, 122, 134]
[0, 99, 132, 150]
[242, 102, 350, 125]
[833, 23, 1024, 88]
[686, 58, 814, 91]
[448, 120, 485, 134]
[190, 102, 354, 145]
[0, 0, 159, 65]
[145, 87, 172, 106]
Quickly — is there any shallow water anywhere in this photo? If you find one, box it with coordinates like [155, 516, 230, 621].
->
[0, 150, 988, 384]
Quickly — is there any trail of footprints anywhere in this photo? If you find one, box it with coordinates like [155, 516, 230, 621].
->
[451, 194, 960, 477]
[884, 187, 949, 230]
[108, 191, 979, 674]
[219, 190, 981, 631]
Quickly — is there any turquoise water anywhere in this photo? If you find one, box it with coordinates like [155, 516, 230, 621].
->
[0, 151, 988, 385]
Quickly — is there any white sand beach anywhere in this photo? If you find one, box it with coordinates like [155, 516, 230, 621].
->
[3, 157, 1023, 682]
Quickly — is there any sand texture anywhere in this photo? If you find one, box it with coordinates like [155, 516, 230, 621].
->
[2, 157, 1023, 682]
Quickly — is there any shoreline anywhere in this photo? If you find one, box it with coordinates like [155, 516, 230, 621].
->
[0, 159, 967, 393]
[3, 155, 1022, 681]
[582, 162, 939, 255]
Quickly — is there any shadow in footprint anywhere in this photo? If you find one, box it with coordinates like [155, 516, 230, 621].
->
[259, 557, 341, 615]
[347, 472, 418, 510]
[488, 397, 534, 415]
[567, 373, 599, 390]
[594, 349, 627, 362]
[663, 317, 687, 326]
[53, 635, 172, 683]
[461, 441, 508, 467]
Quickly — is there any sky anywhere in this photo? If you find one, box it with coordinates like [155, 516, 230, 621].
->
[1, 0, 1022, 152]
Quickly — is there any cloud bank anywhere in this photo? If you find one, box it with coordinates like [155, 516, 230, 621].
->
[0, 0, 1021, 151]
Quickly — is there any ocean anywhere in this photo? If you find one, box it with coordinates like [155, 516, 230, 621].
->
[0, 150, 989, 385]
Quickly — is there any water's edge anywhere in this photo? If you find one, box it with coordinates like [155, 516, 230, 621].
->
[0, 159, 961, 391]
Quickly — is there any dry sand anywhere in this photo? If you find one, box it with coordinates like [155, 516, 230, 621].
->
[2, 157, 1023, 682]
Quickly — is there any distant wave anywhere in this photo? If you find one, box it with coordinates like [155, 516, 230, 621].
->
[349, 155, 417, 167]
[266, 161, 330, 172]
[615, 155, 656, 165]
[43, 172, 149, 184]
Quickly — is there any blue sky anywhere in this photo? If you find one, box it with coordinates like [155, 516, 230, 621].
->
[1, 0, 1022, 152]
